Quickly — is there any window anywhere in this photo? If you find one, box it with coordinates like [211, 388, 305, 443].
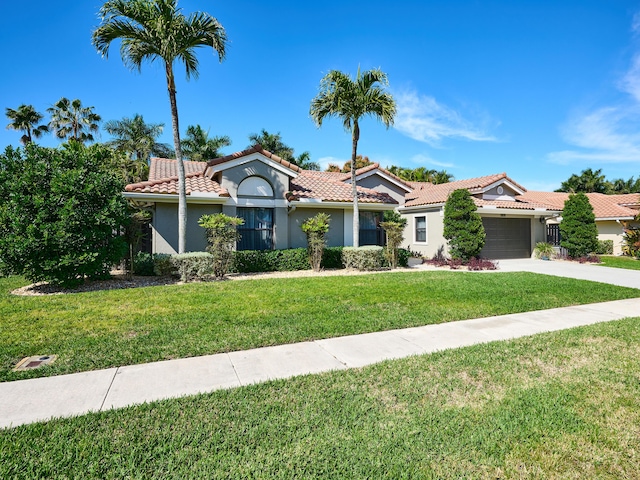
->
[359, 211, 385, 246]
[237, 207, 274, 251]
[415, 216, 426, 243]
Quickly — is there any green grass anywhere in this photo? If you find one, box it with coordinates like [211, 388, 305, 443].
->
[599, 255, 640, 270]
[1, 271, 639, 382]
[2, 317, 640, 478]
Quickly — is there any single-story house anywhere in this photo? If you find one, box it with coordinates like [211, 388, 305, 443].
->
[124, 145, 640, 259]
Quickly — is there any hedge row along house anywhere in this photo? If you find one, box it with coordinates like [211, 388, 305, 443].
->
[124, 145, 640, 258]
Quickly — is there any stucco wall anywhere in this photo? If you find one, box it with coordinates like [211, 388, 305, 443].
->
[356, 175, 407, 205]
[597, 220, 626, 255]
[219, 160, 290, 199]
[402, 209, 446, 257]
[288, 208, 345, 249]
[152, 203, 223, 254]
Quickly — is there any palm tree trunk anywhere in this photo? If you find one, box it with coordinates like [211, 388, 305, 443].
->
[166, 63, 187, 254]
[351, 121, 360, 248]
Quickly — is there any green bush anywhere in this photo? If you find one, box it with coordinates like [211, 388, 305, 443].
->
[232, 249, 311, 273]
[443, 189, 486, 261]
[0, 142, 129, 287]
[153, 254, 173, 276]
[321, 247, 344, 269]
[595, 240, 614, 255]
[560, 193, 598, 258]
[342, 246, 385, 270]
[397, 248, 410, 267]
[302, 213, 331, 272]
[170, 252, 214, 282]
[199, 213, 243, 279]
[132, 252, 155, 276]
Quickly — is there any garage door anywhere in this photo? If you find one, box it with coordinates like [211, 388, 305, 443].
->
[480, 218, 531, 259]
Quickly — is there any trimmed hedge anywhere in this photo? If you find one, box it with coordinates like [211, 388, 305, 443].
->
[342, 246, 385, 271]
[171, 252, 214, 282]
[231, 247, 345, 273]
[595, 239, 614, 255]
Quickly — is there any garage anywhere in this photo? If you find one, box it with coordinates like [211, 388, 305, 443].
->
[480, 217, 531, 259]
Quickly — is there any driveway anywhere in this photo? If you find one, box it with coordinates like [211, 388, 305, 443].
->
[496, 259, 640, 289]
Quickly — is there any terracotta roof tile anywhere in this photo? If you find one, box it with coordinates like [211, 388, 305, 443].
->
[517, 191, 638, 219]
[126, 158, 228, 196]
[288, 171, 396, 204]
[405, 173, 516, 207]
[337, 163, 414, 191]
[206, 144, 302, 173]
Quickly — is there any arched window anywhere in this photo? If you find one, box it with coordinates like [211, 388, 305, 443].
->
[237, 176, 274, 197]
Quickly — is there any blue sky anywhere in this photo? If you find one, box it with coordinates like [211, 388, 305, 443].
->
[2, 0, 640, 190]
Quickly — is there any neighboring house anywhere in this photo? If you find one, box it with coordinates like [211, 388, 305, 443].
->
[124, 147, 640, 259]
[124, 145, 403, 254]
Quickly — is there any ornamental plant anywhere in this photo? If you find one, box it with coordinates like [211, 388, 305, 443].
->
[301, 213, 331, 271]
[0, 142, 129, 287]
[443, 189, 486, 261]
[560, 192, 598, 258]
[380, 210, 407, 269]
[199, 213, 243, 279]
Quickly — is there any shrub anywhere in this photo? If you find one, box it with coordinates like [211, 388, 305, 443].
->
[622, 226, 640, 258]
[560, 193, 598, 258]
[153, 254, 173, 276]
[301, 213, 331, 272]
[170, 252, 214, 282]
[533, 242, 555, 259]
[0, 142, 129, 287]
[199, 213, 243, 279]
[466, 257, 498, 271]
[595, 240, 614, 255]
[380, 210, 407, 269]
[443, 189, 486, 261]
[132, 252, 155, 276]
[342, 246, 385, 270]
[321, 247, 344, 269]
[397, 248, 410, 268]
[232, 249, 310, 273]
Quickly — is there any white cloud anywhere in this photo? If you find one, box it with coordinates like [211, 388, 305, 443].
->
[393, 90, 497, 146]
[410, 153, 455, 168]
[548, 12, 640, 165]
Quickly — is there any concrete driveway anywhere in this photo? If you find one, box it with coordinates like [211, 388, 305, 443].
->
[496, 258, 640, 289]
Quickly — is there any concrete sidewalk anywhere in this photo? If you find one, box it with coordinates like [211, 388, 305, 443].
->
[2, 297, 640, 429]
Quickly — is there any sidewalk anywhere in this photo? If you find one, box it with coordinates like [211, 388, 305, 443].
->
[2, 297, 640, 429]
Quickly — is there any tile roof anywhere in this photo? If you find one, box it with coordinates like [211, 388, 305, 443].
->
[518, 191, 638, 219]
[206, 144, 302, 173]
[404, 173, 517, 207]
[125, 158, 229, 196]
[288, 171, 397, 204]
[338, 163, 414, 190]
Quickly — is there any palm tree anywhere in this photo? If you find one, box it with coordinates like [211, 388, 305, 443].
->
[295, 151, 320, 171]
[247, 129, 295, 161]
[431, 170, 454, 184]
[93, 0, 227, 254]
[310, 68, 396, 247]
[104, 114, 171, 162]
[5, 104, 49, 145]
[182, 124, 231, 161]
[47, 98, 101, 143]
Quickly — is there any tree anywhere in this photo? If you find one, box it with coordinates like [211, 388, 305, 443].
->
[93, 0, 228, 254]
[556, 168, 609, 193]
[47, 97, 102, 143]
[5, 104, 49, 144]
[301, 213, 331, 272]
[559, 192, 598, 258]
[247, 129, 318, 169]
[182, 124, 231, 161]
[0, 142, 129, 287]
[199, 213, 243, 279]
[443, 189, 485, 261]
[310, 68, 396, 247]
[380, 210, 407, 269]
[431, 170, 454, 184]
[104, 113, 171, 162]
[338, 155, 373, 173]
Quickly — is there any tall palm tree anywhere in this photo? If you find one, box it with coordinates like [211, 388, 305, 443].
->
[182, 124, 231, 161]
[93, 0, 227, 254]
[104, 114, 171, 161]
[5, 104, 49, 145]
[310, 68, 396, 247]
[247, 129, 295, 161]
[47, 98, 101, 143]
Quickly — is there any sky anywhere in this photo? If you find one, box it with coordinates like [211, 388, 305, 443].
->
[2, 0, 640, 191]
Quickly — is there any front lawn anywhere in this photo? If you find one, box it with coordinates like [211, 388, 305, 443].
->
[1, 271, 638, 382]
[599, 255, 640, 270]
[2, 317, 639, 478]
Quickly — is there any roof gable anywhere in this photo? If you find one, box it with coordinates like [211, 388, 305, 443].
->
[340, 163, 414, 193]
[205, 145, 301, 178]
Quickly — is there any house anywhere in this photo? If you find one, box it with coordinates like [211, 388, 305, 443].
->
[124, 146, 640, 259]
[124, 145, 405, 253]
